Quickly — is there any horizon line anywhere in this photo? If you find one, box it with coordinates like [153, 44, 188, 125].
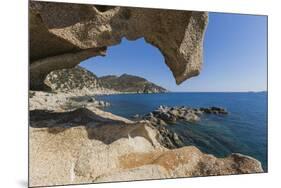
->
[80, 66, 267, 94]
[166, 90, 267, 93]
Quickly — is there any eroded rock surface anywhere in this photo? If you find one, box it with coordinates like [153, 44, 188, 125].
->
[28, 2, 263, 187]
[29, 91, 263, 187]
[29, 1, 208, 90]
[29, 115, 263, 187]
[30, 124, 263, 186]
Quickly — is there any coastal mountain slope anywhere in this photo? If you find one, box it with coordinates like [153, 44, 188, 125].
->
[45, 66, 101, 92]
[99, 74, 167, 93]
[45, 66, 167, 94]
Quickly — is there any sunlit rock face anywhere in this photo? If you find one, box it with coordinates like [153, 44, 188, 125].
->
[29, 99, 263, 187]
[29, 1, 208, 90]
[29, 88, 263, 186]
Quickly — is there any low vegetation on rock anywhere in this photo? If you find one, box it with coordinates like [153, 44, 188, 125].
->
[99, 74, 167, 93]
[45, 66, 167, 94]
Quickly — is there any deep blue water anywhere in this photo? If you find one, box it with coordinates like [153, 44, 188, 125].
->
[96, 92, 268, 171]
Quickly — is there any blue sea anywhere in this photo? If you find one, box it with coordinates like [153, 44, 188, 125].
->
[96, 92, 268, 171]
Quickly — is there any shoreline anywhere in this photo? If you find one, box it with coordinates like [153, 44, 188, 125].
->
[31, 90, 267, 98]
[29, 90, 265, 186]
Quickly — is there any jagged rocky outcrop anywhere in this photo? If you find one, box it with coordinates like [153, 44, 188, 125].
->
[99, 74, 167, 93]
[29, 91, 263, 187]
[143, 105, 228, 125]
[28, 2, 264, 187]
[29, 1, 208, 90]
[140, 106, 228, 149]
[45, 66, 166, 94]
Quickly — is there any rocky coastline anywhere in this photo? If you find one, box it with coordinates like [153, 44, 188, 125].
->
[29, 2, 263, 187]
[137, 106, 229, 149]
[29, 90, 263, 187]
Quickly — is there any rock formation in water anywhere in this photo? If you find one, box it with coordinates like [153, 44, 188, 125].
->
[143, 105, 228, 124]
[140, 106, 228, 149]
[29, 1, 208, 90]
[28, 2, 264, 187]
[45, 66, 167, 93]
[29, 91, 263, 187]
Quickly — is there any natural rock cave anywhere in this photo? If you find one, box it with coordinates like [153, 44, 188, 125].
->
[29, 1, 208, 91]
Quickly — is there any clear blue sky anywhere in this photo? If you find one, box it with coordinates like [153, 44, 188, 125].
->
[80, 12, 267, 92]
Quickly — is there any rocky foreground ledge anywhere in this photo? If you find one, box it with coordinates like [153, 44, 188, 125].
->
[29, 91, 263, 187]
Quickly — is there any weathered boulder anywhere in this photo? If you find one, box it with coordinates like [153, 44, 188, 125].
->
[29, 1, 208, 90]
[29, 123, 163, 186]
[29, 123, 263, 187]
[29, 92, 263, 187]
[115, 146, 263, 179]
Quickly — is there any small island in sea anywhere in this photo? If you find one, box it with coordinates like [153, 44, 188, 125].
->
[29, 1, 267, 187]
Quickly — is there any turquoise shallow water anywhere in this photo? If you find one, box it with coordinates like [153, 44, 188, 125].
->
[96, 92, 268, 171]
